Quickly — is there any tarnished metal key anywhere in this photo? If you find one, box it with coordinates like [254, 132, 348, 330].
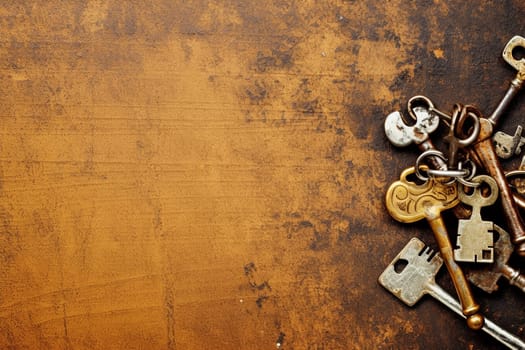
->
[379, 237, 525, 349]
[488, 36, 525, 125]
[384, 96, 446, 171]
[385, 166, 484, 329]
[468, 224, 525, 294]
[460, 104, 525, 256]
[493, 125, 525, 159]
[454, 175, 498, 263]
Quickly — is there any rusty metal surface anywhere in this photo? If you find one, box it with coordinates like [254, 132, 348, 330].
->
[0, 1, 524, 349]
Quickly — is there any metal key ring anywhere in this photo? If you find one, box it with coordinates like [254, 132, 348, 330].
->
[455, 159, 481, 188]
[451, 104, 481, 147]
[407, 95, 435, 121]
[414, 150, 455, 185]
[427, 168, 469, 177]
[506, 169, 525, 182]
[415, 150, 447, 181]
[407, 95, 451, 123]
[453, 105, 481, 143]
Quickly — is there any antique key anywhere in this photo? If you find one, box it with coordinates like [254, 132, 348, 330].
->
[459, 105, 525, 256]
[385, 166, 484, 329]
[493, 125, 525, 159]
[468, 225, 525, 294]
[384, 96, 446, 170]
[454, 175, 498, 263]
[379, 237, 525, 349]
[488, 36, 525, 125]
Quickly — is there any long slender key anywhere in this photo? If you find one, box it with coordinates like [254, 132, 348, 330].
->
[461, 105, 525, 256]
[454, 175, 498, 263]
[384, 96, 446, 171]
[379, 237, 525, 349]
[488, 36, 525, 125]
[385, 166, 484, 329]
[468, 225, 525, 294]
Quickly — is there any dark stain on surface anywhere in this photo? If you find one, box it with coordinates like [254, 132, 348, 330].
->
[245, 81, 268, 104]
[255, 295, 269, 308]
[256, 49, 293, 72]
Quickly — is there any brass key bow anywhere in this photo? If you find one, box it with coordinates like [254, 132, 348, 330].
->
[385, 166, 484, 330]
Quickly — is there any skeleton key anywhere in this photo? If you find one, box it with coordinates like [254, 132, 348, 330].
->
[458, 105, 525, 256]
[454, 175, 498, 263]
[468, 224, 525, 294]
[384, 96, 446, 170]
[385, 166, 484, 329]
[488, 35, 525, 125]
[379, 237, 525, 349]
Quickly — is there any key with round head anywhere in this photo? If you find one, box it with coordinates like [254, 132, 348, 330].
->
[379, 237, 525, 349]
[385, 166, 483, 330]
[454, 175, 498, 263]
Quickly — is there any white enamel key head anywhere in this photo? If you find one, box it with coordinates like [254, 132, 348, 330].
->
[378, 237, 443, 306]
[384, 106, 439, 147]
[454, 175, 499, 263]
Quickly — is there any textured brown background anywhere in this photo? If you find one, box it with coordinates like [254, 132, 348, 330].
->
[0, 1, 524, 349]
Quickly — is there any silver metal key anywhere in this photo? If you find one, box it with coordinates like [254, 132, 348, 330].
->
[454, 175, 498, 263]
[488, 36, 525, 125]
[378, 237, 525, 349]
[493, 125, 525, 159]
[384, 96, 446, 171]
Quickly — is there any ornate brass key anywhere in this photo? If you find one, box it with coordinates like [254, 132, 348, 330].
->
[385, 166, 484, 330]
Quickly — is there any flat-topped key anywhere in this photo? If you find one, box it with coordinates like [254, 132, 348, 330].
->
[379, 237, 525, 349]
[454, 175, 498, 263]
[468, 224, 525, 294]
[384, 96, 446, 171]
[385, 166, 483, 329]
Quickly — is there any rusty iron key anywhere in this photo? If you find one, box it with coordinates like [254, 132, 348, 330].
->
[385, 166, 484, 330]
[379, 237, 525, 349]
[461, 105, 525, 256]
[468, 224, 525, 294]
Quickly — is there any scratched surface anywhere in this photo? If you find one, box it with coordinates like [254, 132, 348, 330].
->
[0, 1, 524, 349]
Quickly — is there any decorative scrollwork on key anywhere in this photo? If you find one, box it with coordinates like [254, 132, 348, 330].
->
[385, 166, 459, 223]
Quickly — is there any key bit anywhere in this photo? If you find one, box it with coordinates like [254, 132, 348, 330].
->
[493, 125, 525, 159]
[468, 225, 525, 294]
[454, 175, 498, 263]
[379, 237, 525, 349]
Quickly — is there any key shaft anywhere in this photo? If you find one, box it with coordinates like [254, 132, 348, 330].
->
[426, 282, 525, 350]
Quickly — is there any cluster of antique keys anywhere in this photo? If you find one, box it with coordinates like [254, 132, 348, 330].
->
[379, 36, 525, 349]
